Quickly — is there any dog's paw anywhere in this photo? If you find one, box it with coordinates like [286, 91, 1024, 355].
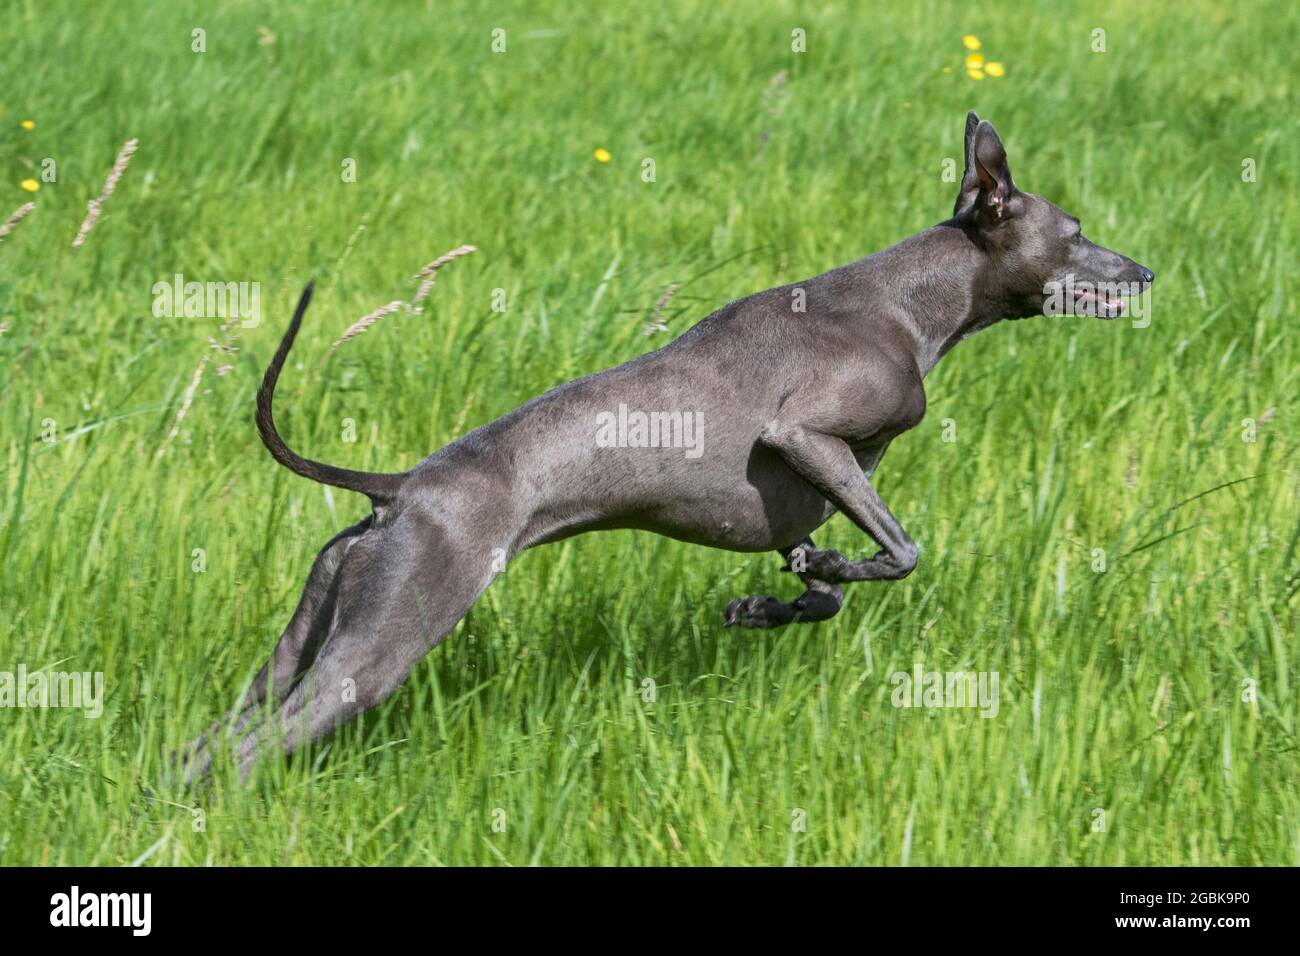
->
[723, 595, 794, 629]
[783, 546, 852, 582]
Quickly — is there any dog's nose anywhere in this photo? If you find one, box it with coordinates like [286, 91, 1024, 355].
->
[1137, 265, 1154, 285]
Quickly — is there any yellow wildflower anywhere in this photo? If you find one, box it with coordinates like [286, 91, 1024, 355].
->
[20, 120, 35, 131]
[593, 148, 611, 163]
[967, 68, 985, 80]
[962, 35, 981, 50]
[20, 178, 39, 192]
[985, 61, 1005, 77]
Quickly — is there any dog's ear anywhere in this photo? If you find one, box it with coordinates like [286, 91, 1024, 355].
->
[954, 112, 982, 217]
[954, 114, 1015, 221]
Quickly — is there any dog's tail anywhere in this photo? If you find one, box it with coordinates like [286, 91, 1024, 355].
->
[256, 282, 406, 503]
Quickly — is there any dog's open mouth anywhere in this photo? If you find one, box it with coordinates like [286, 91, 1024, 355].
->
[1072, 286, 1126, 318]
[1043, 277, 1144, 320]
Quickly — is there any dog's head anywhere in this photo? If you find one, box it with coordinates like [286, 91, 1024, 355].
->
[954, 112, 1153, 319]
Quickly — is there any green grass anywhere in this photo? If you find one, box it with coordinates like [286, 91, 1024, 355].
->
[1, 0, 1296, 866]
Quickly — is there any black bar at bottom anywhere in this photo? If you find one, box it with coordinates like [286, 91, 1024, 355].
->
[0, 866, 1282, 941]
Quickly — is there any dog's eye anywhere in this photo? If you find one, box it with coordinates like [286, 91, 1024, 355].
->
[1070, 232, 1083, 244]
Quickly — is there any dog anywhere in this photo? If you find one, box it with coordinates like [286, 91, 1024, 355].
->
[183, 112, 1153, 781]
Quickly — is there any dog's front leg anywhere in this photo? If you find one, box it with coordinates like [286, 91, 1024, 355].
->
[723, 537, 844, 629]
[759, 422, 918, 583]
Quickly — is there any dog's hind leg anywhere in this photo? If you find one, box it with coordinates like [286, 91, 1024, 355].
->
[179, 517, 371, 777]
[722, 537, 844, 629]
[231, 509, 498, 779]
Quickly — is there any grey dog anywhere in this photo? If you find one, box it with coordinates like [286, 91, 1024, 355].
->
[184, 112, 1153, 780]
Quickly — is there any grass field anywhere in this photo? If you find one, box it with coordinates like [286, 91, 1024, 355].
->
[1, 0, 1296, 866]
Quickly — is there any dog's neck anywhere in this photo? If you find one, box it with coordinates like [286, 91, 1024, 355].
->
[861, 220, 1023, 377]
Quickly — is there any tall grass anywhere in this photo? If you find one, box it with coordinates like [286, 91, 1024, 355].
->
[0, 0, 1295, 865]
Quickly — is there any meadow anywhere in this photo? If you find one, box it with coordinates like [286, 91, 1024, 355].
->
[0, 0, 1296, 865]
